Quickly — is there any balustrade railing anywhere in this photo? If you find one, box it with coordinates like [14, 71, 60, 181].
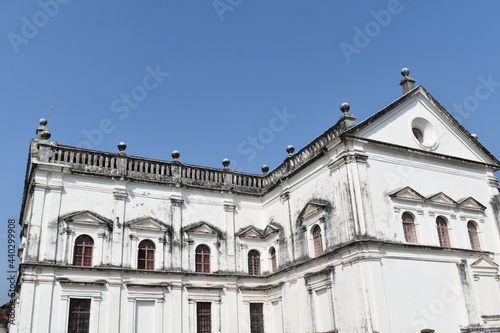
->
[37, 120, 342, 195]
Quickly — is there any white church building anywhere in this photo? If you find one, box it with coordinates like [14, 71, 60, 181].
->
[11, 69, 500, 332]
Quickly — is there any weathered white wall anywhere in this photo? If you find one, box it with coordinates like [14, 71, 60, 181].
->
[12, 86, 500, 333]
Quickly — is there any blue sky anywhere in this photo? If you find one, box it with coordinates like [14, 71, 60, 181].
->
[1, 1, 500, 303]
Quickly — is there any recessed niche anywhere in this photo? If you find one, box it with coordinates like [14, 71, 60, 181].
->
[411, 117, 438, 150]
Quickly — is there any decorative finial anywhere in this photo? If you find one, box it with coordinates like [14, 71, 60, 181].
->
[40, 130, 51, 140]
[399, 67, 416, 95]
[261, 165, 269, 174]
[222, 158, 230, 168]
[401, 68, 410, 77]
[118, 142, 127, 152]
[172, 150, 180, 160]
[286, 145, 295, 155]
[340, 102, 350, 114]
[36, 118, 49, 139]
[471, 134, 478, 140]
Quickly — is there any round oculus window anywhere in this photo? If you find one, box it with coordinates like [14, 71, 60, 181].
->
[411, 117, 438, 150]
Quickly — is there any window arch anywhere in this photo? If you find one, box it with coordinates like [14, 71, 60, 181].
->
[269, 247, 277, 273]
[248, 250, 261, 276]
[467, 221, 481, 250]
[73, 235, 94, 267]
[402, 212, 418, 243]
[195, 245, 211, 273]
[436, 217, 450, 247]
[312, 225, 323, 256]
[138, 240, 155, 270]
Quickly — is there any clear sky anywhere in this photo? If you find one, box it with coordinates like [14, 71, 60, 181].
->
[1, 1, 500, 303]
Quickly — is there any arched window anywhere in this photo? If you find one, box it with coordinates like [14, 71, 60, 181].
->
[269, 247, 277, 273]
[248, 250, 261, 276]
[312, 225, 323, 256]
[195, 245, 211, 273]
[138, 240, 155, 270]
[73, 235, 94, 267]
[402, 212, 418, 243]
[467, 221, 481, 250]
[436, 217, 450, 247]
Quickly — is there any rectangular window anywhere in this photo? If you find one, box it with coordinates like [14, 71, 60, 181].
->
[197, 302, 211, 333]
[250, 303, 264, 333]
[68, 298, 91, 333]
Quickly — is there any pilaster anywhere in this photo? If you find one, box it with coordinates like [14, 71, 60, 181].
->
[170, 195, 184, 270]
[112, 184, 128, 266]
[40, 173, 64, 262]
[223, 201, 236, 272]
[28, 181, 48, 261]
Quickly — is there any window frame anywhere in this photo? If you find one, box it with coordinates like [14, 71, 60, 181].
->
[72, 235, 94, 267]
[248, 250, 261, 276]
[197, 302, 212, 333]
[195, 244, 211, 273]
[249, 303, 265, 333]
[312, 225, 323, 257]
[68, 298, 91, 333]
[137, 239, 156, 270]
[269, 247, 277, 273]
[436, 216, 451, 247]
[401, 212, 418, 243]
[467, 221, 481, 250]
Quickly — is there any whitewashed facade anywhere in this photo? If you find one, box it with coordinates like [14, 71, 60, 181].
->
[11, 70, 500, 332]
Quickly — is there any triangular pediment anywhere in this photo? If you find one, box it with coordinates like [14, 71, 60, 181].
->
[237, 226, 263, 239]
[60, 211, 113, 230]
[183, 222, 222, 236]
[347, 86, 499, 166]
[471, 256, 498, 268]
[427, 192, 457, 207]
[457, 197, 486, 211]
[263, 224, 280, 237]
[237, 224, 280, 239]
[127, 217, 170, 232]
[298, 201, 327, 223]
[389, 186, 426, 202]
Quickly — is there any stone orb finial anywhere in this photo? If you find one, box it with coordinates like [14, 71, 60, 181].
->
[340, 102, 350, 114]
[118, 142, 127, 152]
[39, 118, 48, 126]
[286, 145, 295, 155]
[261, 165, 269, 173]
[172, 150, 180, 160]
[40, 130, 51, 140]
[222, 158, 230, 168]
[401, 68, 410, 77]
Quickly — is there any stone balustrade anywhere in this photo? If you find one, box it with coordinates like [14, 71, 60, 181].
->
[34, 119, 345, 196]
